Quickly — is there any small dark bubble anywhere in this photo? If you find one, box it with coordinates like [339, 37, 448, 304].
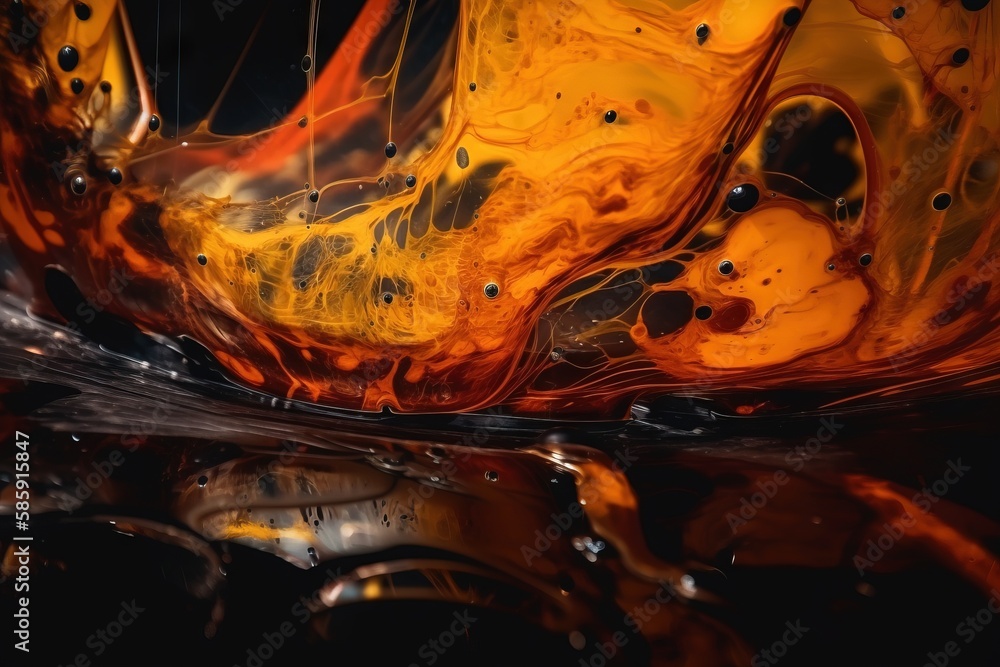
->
[298, 116, 308, 128]
[695, 305, 713, 320]
[58, 45, 80, 72]
[197, 475, 208, 487]
[382, 292, 394, 304]
[99, 80, 111, 93]
[419, 252, 426, 259]
[696, 23, 710, 41]
[722, 142, 734, 155]
[827, 263, 836, 271]
[405, 174, 416, 188]
[456, 146, 470, 169]
[836, 197, 846, 206]
[384, 142, 397, 158]
[932, 192, 952, 210]
[961, 0, 990, 10]
[70, 175, 87, 195]
[299, 280, 307, 289]
[301, 55, 312, 72]
[952, 47, 970, 65]
[148, 115, 161, 132]
[70, 78, 84, 95]
[469, 82, 477, 91]
[635, 26, 641, 33]
[484, 282, 500, 298]
[107, 167, 123, 185]
[197, 254, 208, 266]
[783, 7, 802, 26]
[556, 92, 562, 99]
[859, 253, 873, 267]
[891, 6, 905, 19]
[604, 110, 618, 123]
[718, 260, 734, 275]
[308, 189, 319, 203]
[727, 184, 760, 213]
[74, 2, 91, 20]
[485, 470, 499, 482]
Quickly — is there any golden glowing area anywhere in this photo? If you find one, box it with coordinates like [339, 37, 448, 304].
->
[1, 0, 998, 415]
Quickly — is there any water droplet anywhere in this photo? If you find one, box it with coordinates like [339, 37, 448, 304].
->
[718, 260, 734, 275]
[604, 110, 617, 123]
[696, 23, 710, 41]
[891, 6, 905, 19]
[405, 174, 416, 188]
[484, 282, 500, 298]
[58, 45, 79, 72]
[382, 292, 394, 304]
[197, 254, 207, 266]
[74, 3, 91, 20]
[107, 168, 122, 185]
[70, 78, 84, 95]
[308, 189, 319, 203]
[148, 115, 161, 132]
[384, 142, 397, 158]
[859, 253, 873, 267]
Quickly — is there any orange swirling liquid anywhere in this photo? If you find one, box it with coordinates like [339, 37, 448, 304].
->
[0, 0, 998, 415]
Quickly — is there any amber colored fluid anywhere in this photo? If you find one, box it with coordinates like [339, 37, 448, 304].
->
[1, 0, 999, 414]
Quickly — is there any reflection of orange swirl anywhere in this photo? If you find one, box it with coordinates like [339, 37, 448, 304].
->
[1, 0, 999, 416]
